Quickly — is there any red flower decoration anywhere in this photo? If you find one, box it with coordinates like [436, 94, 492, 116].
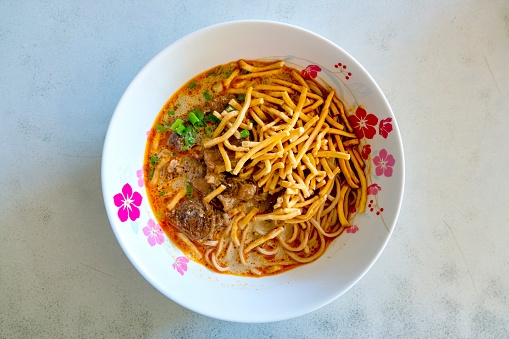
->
[348, 107, 378, 139]
[173, 256, 190, 276]
[379, 118, 393, 139]
[373, 149, 396, 177]
[142, 219, 165, 246]
[113, 183, 142, 222]
[302, 65, 322, 80]
[347, 225, 359, 234]
[361, 144, 372, 159]
[367, 183, 382, 195]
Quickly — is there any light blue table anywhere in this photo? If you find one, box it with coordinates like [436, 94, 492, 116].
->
[1, 1, 508, 337]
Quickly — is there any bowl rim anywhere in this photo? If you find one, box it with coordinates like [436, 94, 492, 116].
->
[101, 19, 405, 323]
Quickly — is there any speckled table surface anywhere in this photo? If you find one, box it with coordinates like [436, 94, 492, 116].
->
[1, 1, 508, 337]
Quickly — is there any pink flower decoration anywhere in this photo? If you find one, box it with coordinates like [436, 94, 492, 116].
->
[373, 149, 396, 177]
[142, 218, 165, 246]
[173, 256, 190, 276]
[367, 183, 382, 195]
[361, 144, 372, 160]
[379, 118, 393, 139]
[302, 65, 322, 79]
[113, 183, 142, 222]
[348, 107, 378, 139]
[347, 225, 359, 234]
[136, 169, 144, 187]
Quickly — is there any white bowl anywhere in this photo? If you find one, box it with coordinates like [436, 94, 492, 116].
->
[102, 20, 404, 323]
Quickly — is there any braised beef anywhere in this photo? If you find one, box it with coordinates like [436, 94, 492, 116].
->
[180, 157, 206, 179]
[214, 178, 259, 211]
[217, 194, 240, 213]
[203, 95, 235, 114]
[203, 147, 224, 172]
[171, 197, 215, 240]
[205, 172, 224, 187]
[191, 177, 213, 196]
[258, 190, 283, 213]
[167, 131, 185, 152]
[237, 183, 257, 201]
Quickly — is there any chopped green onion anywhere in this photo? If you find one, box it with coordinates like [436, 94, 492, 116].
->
[193, 107, 204, 119]
[225, 105, 235, 112]
[176, 124, 186, 134]
[150, 156, 159, 165]
[204, 91, 211, 101]
[186, 184, 194, 198]
[188, 81, 197, 89]
[175, 103, 181, 107]
[171, 152, 176, 157]
[168, 109, 175, 116]
[159, 190, 165, 196]
[205, 127, 213, 137]
[148, 167, 155, 180]
[204, 114, 221, 124]
[185, 135, 195, 145]
[240, 129, 250, 138]
[237, 93, 246, 101]
[179, 125, 189, 136]
[188, 112, 200, 126]
[169, 119, 184, 131]
[156, 211, 162, 217]
[155, 125, 166, 131]
[184, 134, 195, 150]
[241, 69, 249, 74]
[180, 125, 194, 137]
[188, 108, 205, 128]
[250, 118, 256, 125]
[224, 70, 233, 77]
[208, 66, 223, 76]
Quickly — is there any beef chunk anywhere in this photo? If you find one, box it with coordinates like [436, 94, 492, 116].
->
[205, 172, 224, 187]
[217, 194, 240, 213]
[203, 95, 235, 114]
[179, 157, 206, 179]
[203, 147, 224, 172]
[237, 183, 257, 201]
[167, 131, 186, 152]
[215, 180, 259, 212]
[190, 176, 213, 196]
[171, 197, 214, 240]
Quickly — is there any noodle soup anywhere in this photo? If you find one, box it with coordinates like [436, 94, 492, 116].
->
[144, 59, 367, 277]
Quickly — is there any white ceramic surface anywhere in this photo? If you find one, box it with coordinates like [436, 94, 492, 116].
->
[101, 20, 404, 323]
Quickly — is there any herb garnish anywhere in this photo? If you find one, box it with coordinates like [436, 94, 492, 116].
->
[186, 183, 193, 198]
[150, 156, 159, 165]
